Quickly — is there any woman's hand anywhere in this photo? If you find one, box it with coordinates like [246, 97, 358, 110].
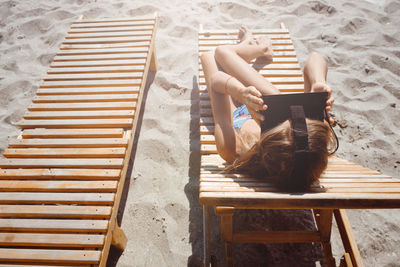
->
[239, 86, 267, 122]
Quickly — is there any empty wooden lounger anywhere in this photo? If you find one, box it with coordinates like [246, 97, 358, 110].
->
[198, 24, 400, 267]
[0, 14, 158, 266]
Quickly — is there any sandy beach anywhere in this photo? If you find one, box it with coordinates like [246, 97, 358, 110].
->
[0, 0, 399, 266]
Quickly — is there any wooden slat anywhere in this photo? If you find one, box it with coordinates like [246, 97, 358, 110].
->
[198, 63, 301, 71]
[69, 25, 154, 33]
[54, 53, 148, 61]
[19, 119, 133, 129]
[199, 34, 291, 41]
[51, 59, 146, 67]
[0, 233, 104, 248]
[57, 46, 148, 55]
[199, 191, 400, 209]
[66, 30, 153, 38]
[0, 168, 120, 180]
[4, 148, 126, 158]
[29, 102, 136, 111]
[45, 72, 143, 80]
[0, 192, 115, 205]
[0, 158, 123, 169]
[40, 79, 142, 88]
[37, 87, 139, 95]
[24, 110, 135, 119]
[199, 39, 293, 46]
[199, 29, 289, 34]
[47, 65, 145, 74]
[0, 248, 100, 264]
[0, 180, 118, 192]
[62, 36, 151, 44]
[0, 205, 111, 219]
[21, 128, 124, 139]
[33, 94, 137, 103]
[199, 44, 296, 53]
[60, 41, 150, 50]
[12, 134, 129, 147]
[71, 20, 155, 28]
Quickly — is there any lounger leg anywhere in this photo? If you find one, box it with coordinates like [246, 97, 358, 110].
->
[111, 220, 127, 251]
[149, 45, 158, 72]
[313, 209, 335, 267]
[203, 205, 211, 267]
[215, 206, 234, 267]
[334, 209, 364, 267]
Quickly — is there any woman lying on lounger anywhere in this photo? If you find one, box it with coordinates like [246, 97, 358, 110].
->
[200, 26, 337, 191]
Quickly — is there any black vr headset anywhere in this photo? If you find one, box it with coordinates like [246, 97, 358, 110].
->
[259, 92, 339, 189]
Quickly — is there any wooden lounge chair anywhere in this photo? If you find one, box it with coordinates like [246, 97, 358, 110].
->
[0, 14, 157, 266]
[198, 24, 400, 267]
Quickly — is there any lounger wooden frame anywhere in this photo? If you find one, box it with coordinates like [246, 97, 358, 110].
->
[0, 14, 157, 266]
[198, 24, 400, 267]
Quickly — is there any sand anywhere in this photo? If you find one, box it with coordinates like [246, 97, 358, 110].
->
[0, 0, 399, 266]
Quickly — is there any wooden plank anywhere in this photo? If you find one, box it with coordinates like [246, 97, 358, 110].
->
[60, 41, 150, 50]
[69, 25, 154, 33]
[57, 46, 148, 55]
[51, 59, 146, 67]
[0, 233, 104, 248]
[199, 84, 304, 92]
[29, 102, 136, 111]
[40, 79, 142, 88]
[0, 205, 111, 219]
[21, 128, 124, 139]
[0, 248, 100, 264]
[199, 191, 400, 209]
[71, 20, 155, 28]
[199, 39, 293, 46]
[33, 94, 138, 103]
[0, 180, 118, 192]
[37, 87, 139, 95]
[334, 209, 364, 267]
[72, 18, 155, 23]
[4, 148, 126, 158]
[54, 53, 148, 61]
[47, 65, 145, 74]
[24, 110, 135, 119]
[199, 44, 296, 53]
[0, 158, 123, 169]
[198, 76, 303, 85]
[0, 192, 115, 205]
[199, 69, 302, 77]
[9, 138, 128, 148]
[19, 119, 133, 129]
[62, 36, 151, 44]
[66, 30, 153, 38]
[0, 168, 120, 180]
[199, 62, 301, 71]
[199, 34, 291, 41]
[199, 29, 289, 35]
[45, 72, 143, 80]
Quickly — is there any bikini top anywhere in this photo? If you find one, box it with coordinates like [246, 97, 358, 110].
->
[259, 92, 339, 189]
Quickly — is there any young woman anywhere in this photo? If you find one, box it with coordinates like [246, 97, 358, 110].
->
[200, 26, 336, 190]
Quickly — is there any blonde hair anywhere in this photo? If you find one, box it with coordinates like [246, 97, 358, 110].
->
[224, 119, 332, 191]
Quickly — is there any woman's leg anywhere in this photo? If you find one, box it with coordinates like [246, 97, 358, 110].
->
[214, 30, 280, 96]
[200, 50, 239, 163]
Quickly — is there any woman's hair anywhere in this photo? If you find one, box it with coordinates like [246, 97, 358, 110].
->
[224, 119, 333, 191]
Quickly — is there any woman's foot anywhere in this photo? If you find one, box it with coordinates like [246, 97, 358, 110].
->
[238, 26, 253, 44]
[254, 36, 273, 65]
[238, 26, 273, 64]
